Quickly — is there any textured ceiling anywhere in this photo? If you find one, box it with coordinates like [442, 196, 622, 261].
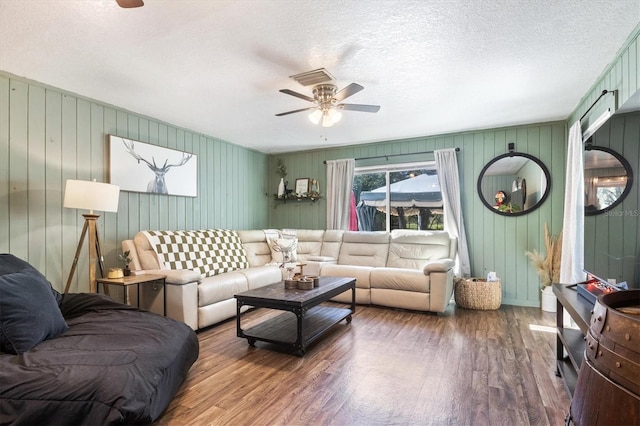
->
[1, 0, 639, 154]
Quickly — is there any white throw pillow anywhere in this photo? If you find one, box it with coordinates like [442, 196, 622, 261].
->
[267, 237, 298, 263]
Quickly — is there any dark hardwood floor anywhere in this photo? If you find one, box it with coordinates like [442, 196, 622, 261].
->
[155, 303, 571, 426]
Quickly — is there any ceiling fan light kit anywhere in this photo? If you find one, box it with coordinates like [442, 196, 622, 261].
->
[326, 108, 342, 126]
[308, 109, 323, 125]
[309, 108, 342, 127]
[276, 72, 379, 127]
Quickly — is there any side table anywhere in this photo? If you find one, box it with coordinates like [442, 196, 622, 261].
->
[96, 274, 167, 316]
[552, 283, 592, 396]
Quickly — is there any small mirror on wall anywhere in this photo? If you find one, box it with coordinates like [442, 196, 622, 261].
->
[477, 152, 551, 216]
[584, 146, 633, 215]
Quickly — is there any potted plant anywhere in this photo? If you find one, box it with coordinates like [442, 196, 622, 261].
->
[525, 223, 562, 312]
[275, 158, 287, 198]
[118, 250, 133, 276]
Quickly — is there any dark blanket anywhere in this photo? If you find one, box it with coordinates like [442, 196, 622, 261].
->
[0, 293, 199, 425]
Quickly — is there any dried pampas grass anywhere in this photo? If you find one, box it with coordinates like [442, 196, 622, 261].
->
[525, 223, 562, 287]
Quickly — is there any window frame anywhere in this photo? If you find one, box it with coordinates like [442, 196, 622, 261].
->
[354, 160, 439, 233]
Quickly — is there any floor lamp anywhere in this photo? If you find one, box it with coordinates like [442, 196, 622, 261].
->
[63, 179, 120, 294]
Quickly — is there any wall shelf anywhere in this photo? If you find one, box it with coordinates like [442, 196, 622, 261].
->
[274, 195, 322, 204]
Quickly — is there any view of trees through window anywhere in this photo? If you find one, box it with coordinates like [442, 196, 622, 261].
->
[596, 185, 623, 209]
[352, 163, 443, 232]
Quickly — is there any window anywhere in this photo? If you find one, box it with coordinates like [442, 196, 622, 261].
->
[595, 177, 626, 209]
[352, 161, 443, 232]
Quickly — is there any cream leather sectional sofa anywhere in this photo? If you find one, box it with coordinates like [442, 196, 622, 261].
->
[122, 229, 457, 330]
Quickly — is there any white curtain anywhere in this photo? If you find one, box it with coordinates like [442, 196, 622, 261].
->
[560, 121, 586, 284]
[434, 149, 471, 277]
[326, 159, 355, 230]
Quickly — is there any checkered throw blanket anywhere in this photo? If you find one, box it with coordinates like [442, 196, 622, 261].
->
[143, 229, 248, 277]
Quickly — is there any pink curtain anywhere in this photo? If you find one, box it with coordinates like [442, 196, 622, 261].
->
[349, 191, 358, 231]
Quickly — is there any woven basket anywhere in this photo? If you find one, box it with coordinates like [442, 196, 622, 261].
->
[454, 278, 501, 310]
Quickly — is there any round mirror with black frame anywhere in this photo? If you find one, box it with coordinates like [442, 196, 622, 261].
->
[584, 145, 633, 216]
[477, 152, 551, 216]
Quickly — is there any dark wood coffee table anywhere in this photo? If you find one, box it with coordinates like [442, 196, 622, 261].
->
[235, 276, 355, 356]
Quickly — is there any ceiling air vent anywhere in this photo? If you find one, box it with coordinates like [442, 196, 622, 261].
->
[290, 68, 335, 86]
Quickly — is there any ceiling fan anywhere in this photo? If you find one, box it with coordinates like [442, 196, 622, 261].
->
[116, 0, 144, 8]
[276, 74, 380, 127]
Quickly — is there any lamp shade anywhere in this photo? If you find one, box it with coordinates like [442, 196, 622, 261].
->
[63, 179, 120, 213]
[309, 107, 344, 127]
[322, 108, 342, 127]
[308, 109, 323, 125]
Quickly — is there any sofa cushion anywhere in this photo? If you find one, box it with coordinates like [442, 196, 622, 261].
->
[238, 230, 272, 267]
[146, 229, 249, 277]
[238, 265, 283, 290]
[387, 230, 452, 269]
[321, 264, 373, 289]
[321, 264, 372, 305]
[321, 230, 344, 259]
[295, 229, 324, 261]
[371, 288, 430, 312]
[134, 232, 164, 270]
[308, 256, 337, 262]
[198, 271, 248, 307]
[0, 254, 69, 354]
[338, 232, 389, 267]
[370, 267, 430, 292]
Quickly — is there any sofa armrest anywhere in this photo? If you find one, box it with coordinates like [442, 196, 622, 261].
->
[423, 259, 455, 274]
[131, 269, 199, 329]
[132, 269, 201, 285]
[424, 259, 456, 313]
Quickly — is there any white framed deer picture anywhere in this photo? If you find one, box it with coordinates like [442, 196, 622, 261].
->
[109, 135, 198, 197]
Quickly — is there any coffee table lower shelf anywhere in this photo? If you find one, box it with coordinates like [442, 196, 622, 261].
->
[240, 305, 352, 356]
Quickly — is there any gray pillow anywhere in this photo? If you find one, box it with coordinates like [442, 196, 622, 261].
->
[0, 255, 68, 354]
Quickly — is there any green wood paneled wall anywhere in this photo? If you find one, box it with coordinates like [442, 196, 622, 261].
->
[268, 24, 640, 304]
[569, 24, 640, 287]
[268, 121, 566, 307]
[1, 24, 637, 304]
[569, 24, 640, 125]
[584, 111, 639, 286]
[0, 73, 270, 293]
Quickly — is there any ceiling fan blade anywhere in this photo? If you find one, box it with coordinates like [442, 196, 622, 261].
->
[338, 103, 380, 113]
[116, 0, 144, 7]
[279, 89, 315, 103]
[275, 107, 316, 117]
[333, 83, 364, 102]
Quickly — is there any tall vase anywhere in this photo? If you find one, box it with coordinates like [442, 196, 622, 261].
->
[541, 286, 556, 312]
[277, 178, 285, 198]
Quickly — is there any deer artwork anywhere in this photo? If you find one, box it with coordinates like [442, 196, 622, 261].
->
[123, 140, 193, 194]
